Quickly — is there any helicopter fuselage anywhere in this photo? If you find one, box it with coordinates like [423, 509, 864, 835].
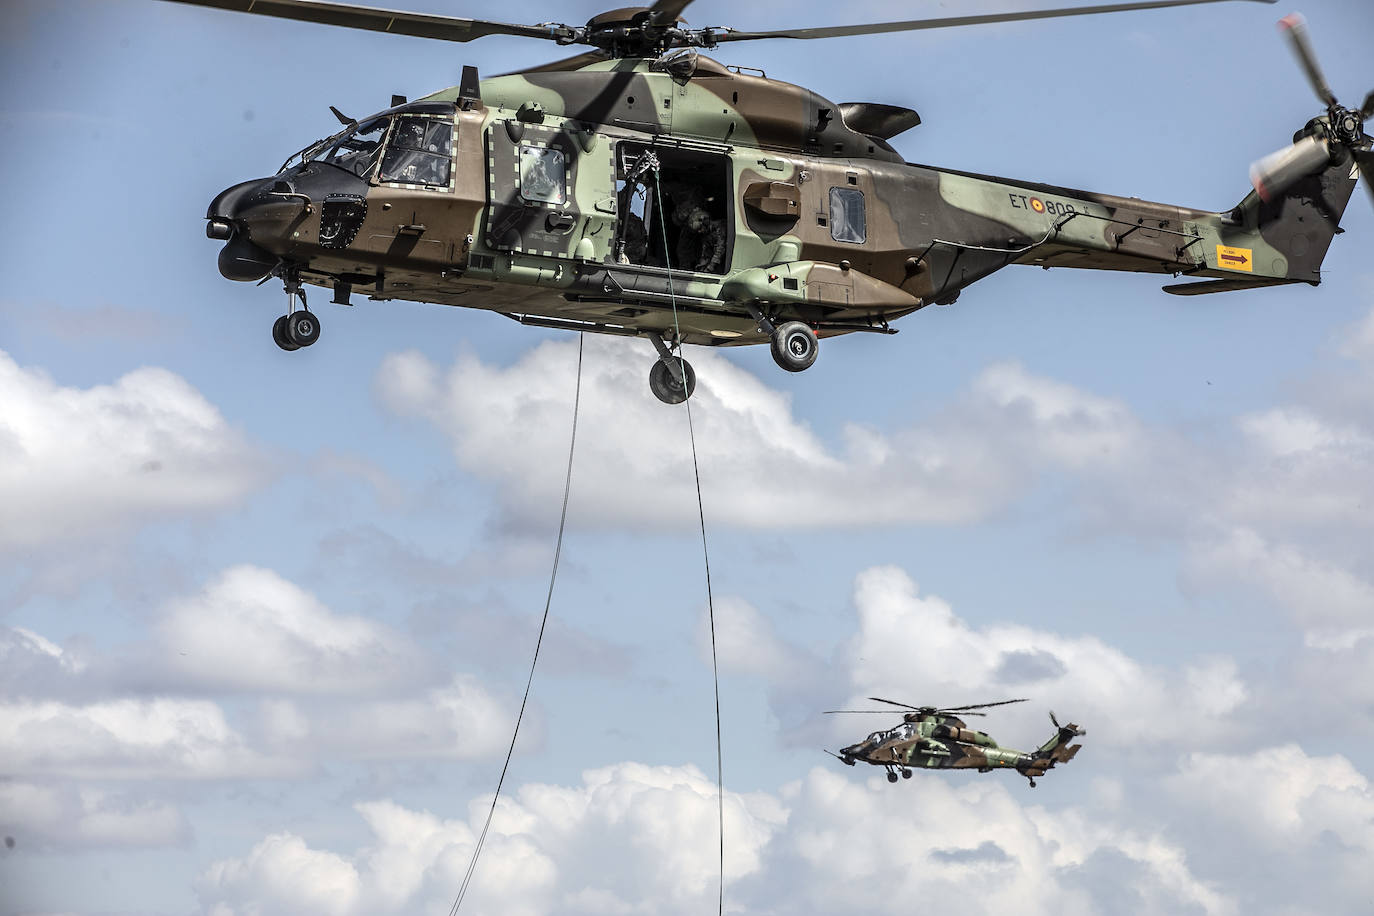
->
[208, 54, 1359, 358]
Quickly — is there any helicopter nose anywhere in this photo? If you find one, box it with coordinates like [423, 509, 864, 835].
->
[206, 177, 281, 282]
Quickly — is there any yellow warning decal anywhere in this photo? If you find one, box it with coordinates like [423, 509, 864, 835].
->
[1216, 244, 1253, 272]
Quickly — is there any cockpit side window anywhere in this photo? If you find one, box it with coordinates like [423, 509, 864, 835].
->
[315, 117, 389, 178]
[380, 116, 454, 188]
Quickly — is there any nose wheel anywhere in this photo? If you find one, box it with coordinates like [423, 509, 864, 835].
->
[272, 271, 321, 351]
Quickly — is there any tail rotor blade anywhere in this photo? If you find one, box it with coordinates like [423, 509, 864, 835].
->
[1356, 149, 1374, 210]
[1249, 134, 1332, 202]
[1278, 12, 1338, 108]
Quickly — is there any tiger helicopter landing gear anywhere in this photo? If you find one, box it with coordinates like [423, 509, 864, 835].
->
[647, 333, 696, 405]
[744, 304, 819, 373]
[272, 268, 321, 352]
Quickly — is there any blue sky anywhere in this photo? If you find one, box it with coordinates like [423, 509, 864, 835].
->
[2, 0, 1373, 913]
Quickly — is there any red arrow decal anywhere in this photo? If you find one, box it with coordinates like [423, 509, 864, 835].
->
[1220, 253, 1249, 265]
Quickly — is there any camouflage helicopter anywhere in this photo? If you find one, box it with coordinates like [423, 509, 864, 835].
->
[826, 697, 1085, 787]
[168, 0, 1372, 404]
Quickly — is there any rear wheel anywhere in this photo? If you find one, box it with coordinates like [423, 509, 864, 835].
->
[770, 321, 818, 373]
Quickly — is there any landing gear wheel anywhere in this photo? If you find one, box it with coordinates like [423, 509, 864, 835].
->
[649, 358, 696, 405]
[287, 310, 321, 347]
[901, 768, 912, 779]
[272, 315, 300, 352]
[770, 321, 818, 373]
[886, 771, 899, 784]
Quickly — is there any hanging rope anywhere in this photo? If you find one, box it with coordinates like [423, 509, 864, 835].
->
[652, 170, 725, 916]
[448, 333, 584, 916]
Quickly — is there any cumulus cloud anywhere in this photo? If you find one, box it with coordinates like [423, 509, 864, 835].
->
[782, 768, 1232, 916]
[1184, 528, 1374, 648]
[197, 763, 1238, 916]
[0, 626, 86, 698]
[254, 675, 517, 761]
[0, 697, 292, 780]
[836, 566, 1248, 748]
[373, 339, 1149, 531]
[1167, 745, 1374, 910]
[0, 350, 272, 550]
[158, 565, 429, 694]
[197, 763, 785, 916]
[0, 780, 189, 850]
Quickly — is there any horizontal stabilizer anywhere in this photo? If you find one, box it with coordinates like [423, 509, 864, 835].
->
[1162, 277, 1304, 296]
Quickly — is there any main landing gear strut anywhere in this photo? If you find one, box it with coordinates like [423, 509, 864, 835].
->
[647, 333, 696, 405]
[271, 269, 321, 352]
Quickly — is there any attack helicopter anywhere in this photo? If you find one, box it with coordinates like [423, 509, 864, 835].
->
[826, 697, 1085, 787]
[170, 0, 1372, 404]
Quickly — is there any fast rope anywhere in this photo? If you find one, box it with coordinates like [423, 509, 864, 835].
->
[652, 168, 725, 916]
[448, 333, 584, 916]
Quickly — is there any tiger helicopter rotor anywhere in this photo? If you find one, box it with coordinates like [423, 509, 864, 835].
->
[169, 0, 1372, 403]
[825, 697, 1086, 787]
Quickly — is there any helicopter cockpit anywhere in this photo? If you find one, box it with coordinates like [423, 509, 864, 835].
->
[277, 105, 456, 189]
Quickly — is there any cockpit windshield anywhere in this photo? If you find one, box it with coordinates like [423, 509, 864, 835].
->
[277, 108, 455, 188]
[313, 117, 389, 177]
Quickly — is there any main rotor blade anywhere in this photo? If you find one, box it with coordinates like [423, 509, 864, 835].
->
[1277, 12, 1338, 108]
[867, 696, 923, 711]
[648, 0, 695, 27]
[1361, 90, 1374, 121]
[714, 0, 1275, 43]
[939, 698, 1030, 712]
[823, 709, 908, 714]
[159, 0, 571, 44]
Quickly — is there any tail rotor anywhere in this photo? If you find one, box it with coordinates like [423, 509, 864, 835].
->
[1248, 13, 1371, 206]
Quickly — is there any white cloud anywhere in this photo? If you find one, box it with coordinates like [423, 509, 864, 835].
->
[0, 780, 189, 849]
[783, 767, 1233, 916]
[373, 340, 1142, 530]
[838, 566, 1248, 748]
[0, 350, 272, 550]
[255, 675, 517, 761]
[1184, 528, 1374, 647]
[0, 697, 292, 780]
[158, 565, 427, 694]
[199, 833, 362, 916]
[197, 763, 1237, 916]
[1167, 745, 1374, 906]
[197, 762, 786, 916]
[702, 595, 807, 680]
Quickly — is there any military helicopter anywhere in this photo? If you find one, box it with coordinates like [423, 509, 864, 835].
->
[826, 697, 1085, 787]
[168, 0, 1372, 404]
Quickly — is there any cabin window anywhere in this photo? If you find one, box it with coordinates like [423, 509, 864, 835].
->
[829, 187, 865, 243]
[380, 116, 453, 187]
[518, 143, 567, 205]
